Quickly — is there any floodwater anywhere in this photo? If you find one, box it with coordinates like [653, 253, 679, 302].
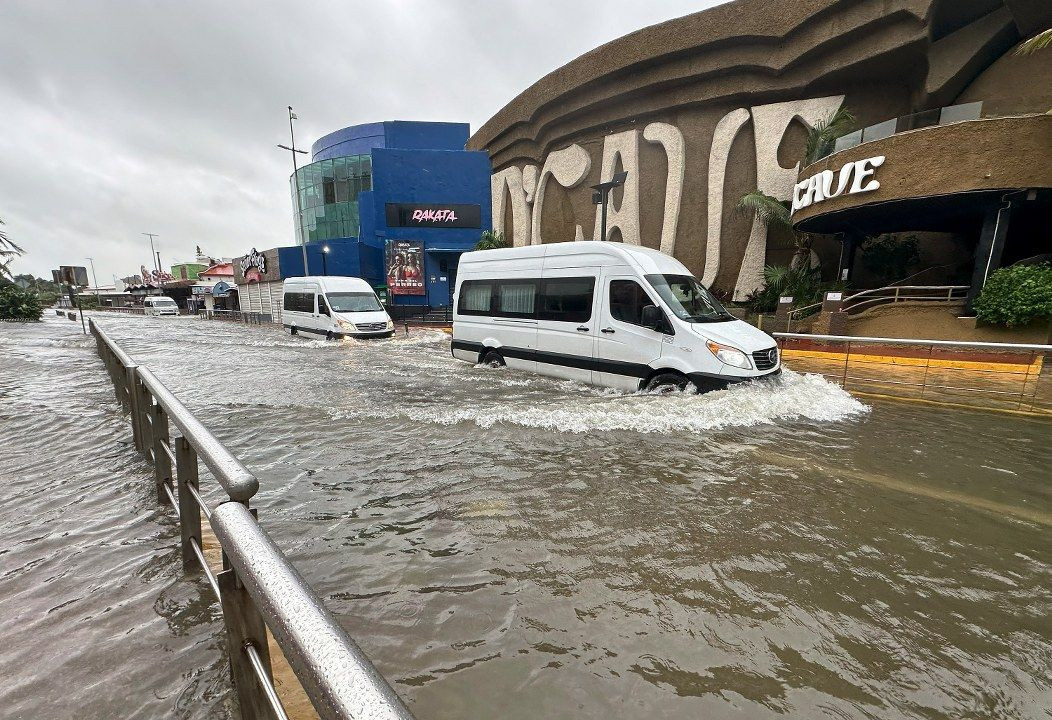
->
[1, 312, 1050, 720]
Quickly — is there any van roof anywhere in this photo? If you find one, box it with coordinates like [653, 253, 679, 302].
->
[283, 276, 374, 291]
[458, 241, 690, 275]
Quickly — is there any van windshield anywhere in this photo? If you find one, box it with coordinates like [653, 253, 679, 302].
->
[645, 274, 735, 323]
[326, 292, 382, 313]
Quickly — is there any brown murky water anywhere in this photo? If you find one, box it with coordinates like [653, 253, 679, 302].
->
[1, 313, 1049, 719]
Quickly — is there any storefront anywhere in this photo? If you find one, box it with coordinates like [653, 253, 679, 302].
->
[468, 0, 1051, 301]
[290, 120, 491, 311]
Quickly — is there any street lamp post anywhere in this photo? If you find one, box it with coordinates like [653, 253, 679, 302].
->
[278, 106, 309, 276]
[143, 233, 159, 274]
[590, 171, 628, 242]
[321, 245, 330, 276]
[86, 257, 100, 305]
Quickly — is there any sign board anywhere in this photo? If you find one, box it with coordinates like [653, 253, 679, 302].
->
[791, 155, 885, 214]
[779, 296, 794, 304]
[385, 240, 426, 296]
[239, 248, 266, 275]
[385, 203, 481, 228]
[826, 291, 843, 301]
[58, 266, 89, 286]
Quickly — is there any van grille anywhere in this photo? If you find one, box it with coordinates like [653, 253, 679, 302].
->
[354, 322, 388, 332]
[752, 347, 778, 371]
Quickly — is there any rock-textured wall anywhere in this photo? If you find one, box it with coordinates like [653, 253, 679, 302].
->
[469, 0, 1050, 299]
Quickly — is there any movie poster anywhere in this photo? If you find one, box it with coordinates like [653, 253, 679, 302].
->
[385, 240, 425, 296]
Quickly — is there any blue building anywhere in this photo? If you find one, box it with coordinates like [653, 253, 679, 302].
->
[289, 120, 492, 310]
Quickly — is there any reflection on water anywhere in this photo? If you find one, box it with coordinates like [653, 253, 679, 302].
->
[1, 313, 1049, 719]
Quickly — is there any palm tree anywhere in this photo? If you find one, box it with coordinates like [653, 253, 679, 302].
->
[474, 230, 509, 251]
[1016, 27, 1051, 55]
[736, 191, 818, 271]
[803, 106, 857, 166]
[0, 217, 25, 280]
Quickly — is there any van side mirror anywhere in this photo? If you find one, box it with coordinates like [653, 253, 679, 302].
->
[641, 304, 662, 330]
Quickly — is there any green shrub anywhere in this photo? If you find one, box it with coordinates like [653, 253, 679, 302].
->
[0, 285, 43, 320]
[973, 263, 1052, 327]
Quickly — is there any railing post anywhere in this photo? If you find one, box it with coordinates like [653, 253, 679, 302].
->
[217, 568, 278, 720]
[175, 436, 202, 572]
[151, 404, 171, 503]
[137, 379, 155, 461]
[126, 366, 144, 453]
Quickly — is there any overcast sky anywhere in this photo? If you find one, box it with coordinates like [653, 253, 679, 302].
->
[0, 0, 723, 284]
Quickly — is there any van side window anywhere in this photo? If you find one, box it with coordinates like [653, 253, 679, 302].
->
[317, 294, 329, 316]
[609, 280, 654, 327]
[496, 281, 536, 318]
[540, 277, 594, 322]
[459, 281, 492, 315]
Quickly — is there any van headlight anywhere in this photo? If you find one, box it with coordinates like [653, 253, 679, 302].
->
[337, 319, 354, 330]
[386, 319, 394, 330]
[706, 341, 751, 369]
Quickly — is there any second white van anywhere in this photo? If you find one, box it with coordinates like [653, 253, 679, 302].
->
[282, 276, 394, 339]
[144, 296, 179, 316]
[451, 242, 780, 393]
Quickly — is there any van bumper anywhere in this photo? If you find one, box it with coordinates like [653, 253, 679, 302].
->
[687, 367, 781, 393]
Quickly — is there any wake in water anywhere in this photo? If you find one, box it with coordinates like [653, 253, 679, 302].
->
[332, 368, 868, 434]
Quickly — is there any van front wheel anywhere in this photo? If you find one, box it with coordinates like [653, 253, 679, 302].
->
[481, 350, 506, 368]
[646, 372, 690, 394]
[290, 326, 297, 336]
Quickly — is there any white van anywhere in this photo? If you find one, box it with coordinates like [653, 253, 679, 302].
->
[282, 276, 394, 339]
[451, 242, 780, 393]
[143, 296, 179, 316]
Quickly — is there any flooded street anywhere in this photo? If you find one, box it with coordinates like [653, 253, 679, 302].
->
[1, 313, 1050, 719]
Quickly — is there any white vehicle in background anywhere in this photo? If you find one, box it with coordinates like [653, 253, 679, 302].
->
[143, 296, 179, 316]
[282, 276, 394, 339]
[451, 241, 780, 393]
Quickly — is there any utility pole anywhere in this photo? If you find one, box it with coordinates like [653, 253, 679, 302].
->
[278, 106, 309, 276]
[86, 257, 100, 305]
[143, 233, 160, 274]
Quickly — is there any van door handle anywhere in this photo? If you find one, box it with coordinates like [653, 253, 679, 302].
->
[601, 328, 615, 334]
[577, 326, 589, 332]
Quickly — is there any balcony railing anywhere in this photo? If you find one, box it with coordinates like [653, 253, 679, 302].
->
[823, 101, 985, 160]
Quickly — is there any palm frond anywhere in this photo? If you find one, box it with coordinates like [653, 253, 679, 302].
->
[474, 230, 509, 251]
[0, 218, 23, 280]
[1016, 27, 1052, 55]
[737, 190, 791, 230]
[804, 106, 857, 165]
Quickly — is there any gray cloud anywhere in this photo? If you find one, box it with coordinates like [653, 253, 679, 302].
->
[0, 0, 720, 283]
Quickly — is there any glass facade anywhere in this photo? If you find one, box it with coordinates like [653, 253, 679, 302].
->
[291, 154, 373, 244]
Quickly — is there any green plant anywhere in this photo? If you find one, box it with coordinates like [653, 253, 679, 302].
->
[973, 263, 1052, 327]
[861, 233, 920, 286]
[745, 264, 847, 314]
[1016, 27, 1051, 55]
[0, 217, 24, 280]
[804, 106, 857, 166]
[475, 230, 509, 251]
[0, 284, 43, 320]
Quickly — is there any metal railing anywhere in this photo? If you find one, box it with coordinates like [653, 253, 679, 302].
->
[774, 332, 1051, 414]
[92, 305, 147, 315]
[89, 318, 415, 720]
[200, 309, 274, 325]
[841, 285, 968, 314]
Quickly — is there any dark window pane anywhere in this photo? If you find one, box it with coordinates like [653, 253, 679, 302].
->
[541, 277, 594, 322]
[323, 179, 336, 204]
[609, 280, 653, 326]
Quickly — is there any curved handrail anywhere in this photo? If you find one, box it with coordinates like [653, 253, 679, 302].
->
[211, 502, 415, 720]
[136, 367, 259, 502]
[774, 332, 1052, 352]
[843, 285, 968, 302]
